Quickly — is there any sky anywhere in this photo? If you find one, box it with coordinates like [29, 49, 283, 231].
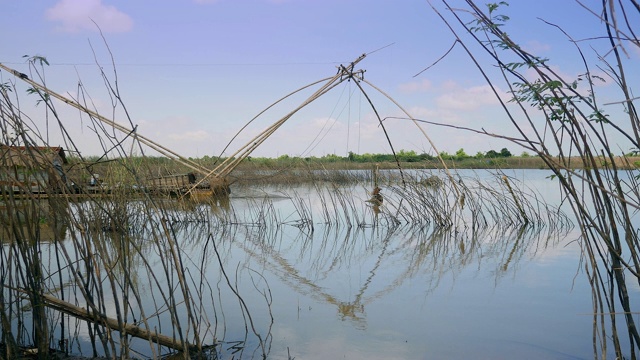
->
[1, 0, 638, 159]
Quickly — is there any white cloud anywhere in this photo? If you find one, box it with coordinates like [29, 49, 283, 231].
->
[403, 106, 438, 120]
[168, 130, 210, 142]
[46, 0, 133, 33]
[521, 64, 611, 99]
[398, 79, 432, 93]
[633, 44, 640, 59]
[436, 85, 502, 111]
[441, 80, 458, 91]
[523, 40, 551, 54]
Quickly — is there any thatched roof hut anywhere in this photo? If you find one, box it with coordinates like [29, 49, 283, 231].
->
[0, 145, 68, 193]
[0, 145, 67, 168]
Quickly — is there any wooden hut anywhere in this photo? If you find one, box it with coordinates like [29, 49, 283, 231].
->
[146, 172, 230, 197]
[0, 145, 68, 194]
[146, 173, 198, 194]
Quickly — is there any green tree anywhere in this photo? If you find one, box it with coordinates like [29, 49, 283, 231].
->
[485, 150, 500, 158]
[500, 148, 512, 157]
[455, 148, 469, 160]
[439, 151, 453, 160]
[348, 151, 356, 162]
[398, 149, 419, 162]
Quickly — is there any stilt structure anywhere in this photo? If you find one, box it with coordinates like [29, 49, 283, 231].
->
[0, 55, 368, 197]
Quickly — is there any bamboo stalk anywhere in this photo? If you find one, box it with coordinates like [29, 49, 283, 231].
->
[0, 63, 210, 177]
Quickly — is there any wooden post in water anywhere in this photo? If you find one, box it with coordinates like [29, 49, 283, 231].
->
[369, 163, 382, 213]
[373, 163, 379, 188]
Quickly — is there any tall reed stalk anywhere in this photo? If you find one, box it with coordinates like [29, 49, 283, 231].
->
[0, 56, 271, 359]
[0, 30, 581, 359]
[426, 1, 640, 357]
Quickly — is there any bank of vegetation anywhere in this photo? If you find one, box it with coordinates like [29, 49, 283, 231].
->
[73, 148, 640, 184]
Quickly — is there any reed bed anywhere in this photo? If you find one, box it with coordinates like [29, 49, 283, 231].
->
[0, 172, 273, 360]
[1, 63, 272, 359]
[1, 46, 575, 359]
[224, 168, 571, 233]
[230, 167, 373, 187]
[426, 1, 640, 357]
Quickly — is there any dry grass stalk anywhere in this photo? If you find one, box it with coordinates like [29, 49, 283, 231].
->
[426, 1, 640, 356]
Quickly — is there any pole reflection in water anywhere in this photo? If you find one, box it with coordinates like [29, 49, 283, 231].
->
[3, 169, 637, 359]
[167, 173, 601, 359]
[221, 170, 635, 359]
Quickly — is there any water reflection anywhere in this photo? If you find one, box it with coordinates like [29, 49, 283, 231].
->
[0, 198, 68, 242]
[171, 209, 567, 337]
[5, 170, 631, 359]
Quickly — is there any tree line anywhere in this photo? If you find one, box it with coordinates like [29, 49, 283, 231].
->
[238, 147, 516, 163]
[74, 147, 517, 166]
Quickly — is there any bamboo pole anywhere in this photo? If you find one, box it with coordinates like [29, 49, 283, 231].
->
[0, 63, 211, 177]
[185, 54, 367, 194]
[24, 290, 198, 352]
[210, 54, 367, 179]
[2, 56, 368, 195]
[212, 75, 344, 178]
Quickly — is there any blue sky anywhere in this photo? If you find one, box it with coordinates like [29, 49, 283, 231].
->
[1, 0, 638, 158]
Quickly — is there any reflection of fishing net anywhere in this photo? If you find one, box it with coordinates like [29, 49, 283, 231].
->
[208, 208, 569, 337]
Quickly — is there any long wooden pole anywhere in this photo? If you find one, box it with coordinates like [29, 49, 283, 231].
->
[37, 291, 197, 352]
[213, 74, 345, 178]
[0, 63, 211, 177]
[2, 54, 368, 187]
[187, 54, 368, 192]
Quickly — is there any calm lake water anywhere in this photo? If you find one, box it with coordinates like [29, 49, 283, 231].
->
[214, 169, 593, 359]
[7, 169, 639, 359]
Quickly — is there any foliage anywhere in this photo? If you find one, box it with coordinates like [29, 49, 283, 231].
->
[429, 0, 640, 357]
[212, 148, 517, 165]
[485, 148, 512, 158]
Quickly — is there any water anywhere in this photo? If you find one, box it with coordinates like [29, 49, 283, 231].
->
[190, 169, 610, 359]
[211, 217, 593, 359]
[3, 169, 638, 359]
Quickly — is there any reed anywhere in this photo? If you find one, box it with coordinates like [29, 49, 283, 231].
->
[0, 58, 271, 359]
[222, 168, 569, 233]
[427, 1, 640, 357]
[1, 34, 577, 360]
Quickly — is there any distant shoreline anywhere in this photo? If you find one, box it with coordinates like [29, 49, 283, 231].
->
[67, 156, 640, 188]
[234, 156, 640, 171]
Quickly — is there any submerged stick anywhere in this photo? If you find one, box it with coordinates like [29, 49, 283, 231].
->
[14, 288, 197, 352]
